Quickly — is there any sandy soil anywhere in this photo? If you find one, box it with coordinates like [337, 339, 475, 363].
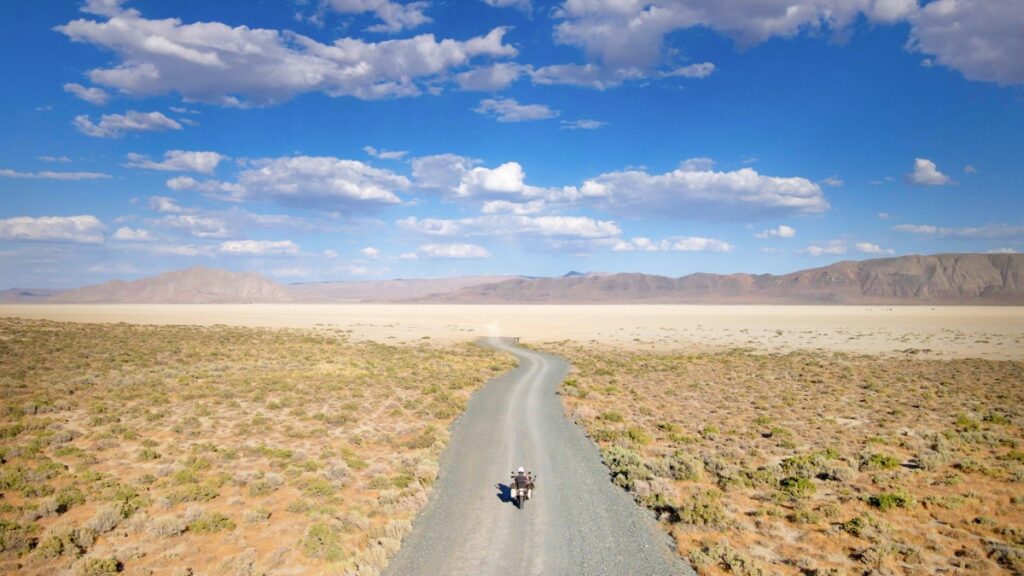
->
[1, 304, 1022, 360]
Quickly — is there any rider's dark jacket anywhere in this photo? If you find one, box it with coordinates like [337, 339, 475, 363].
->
[514, 473, 530, 489]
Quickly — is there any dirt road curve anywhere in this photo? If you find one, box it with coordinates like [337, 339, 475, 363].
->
[382, 338, 693, 576]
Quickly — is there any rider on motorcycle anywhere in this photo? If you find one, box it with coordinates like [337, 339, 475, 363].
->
[513, 466, 534, 499]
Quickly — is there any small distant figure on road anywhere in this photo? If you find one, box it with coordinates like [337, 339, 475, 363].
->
[511, 466, 535, 509]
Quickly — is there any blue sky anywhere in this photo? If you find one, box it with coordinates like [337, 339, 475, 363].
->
[1, 0, 1022, 287]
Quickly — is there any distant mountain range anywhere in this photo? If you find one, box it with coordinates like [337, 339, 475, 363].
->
[423, 254, 1024, 304]
[2, 254, 1021, 305]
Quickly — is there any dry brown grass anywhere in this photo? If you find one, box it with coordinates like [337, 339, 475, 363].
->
[544, 342, 1024, 576]
[0, 318, 513, 576]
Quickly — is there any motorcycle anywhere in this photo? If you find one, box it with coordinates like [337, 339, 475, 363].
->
[510, 471, 535, 509]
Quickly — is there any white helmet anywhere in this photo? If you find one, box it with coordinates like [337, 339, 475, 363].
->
[517, 466, 525, 473]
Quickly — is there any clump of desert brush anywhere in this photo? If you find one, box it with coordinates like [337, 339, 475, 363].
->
[548, 343, 1024, 576]
[0, 318, 512, 575]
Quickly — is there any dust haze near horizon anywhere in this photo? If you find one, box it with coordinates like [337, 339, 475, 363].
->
[2, 304, 1021, 360]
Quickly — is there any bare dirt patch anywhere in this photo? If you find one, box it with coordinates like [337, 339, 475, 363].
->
[0, 318, 513, 575]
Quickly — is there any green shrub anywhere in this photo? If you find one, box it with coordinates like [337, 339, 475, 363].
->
[302, 523, 344, 562]
[689, 540, 764, 575]
[55, 486, 86, 513]
[108, 485, 145, 518]
[249, 479, 278, 497]
[603, 445, 651, 490]
[861, 453, 901, 471]
[391, 471, 415, 489]
[187, 512, 235, 534]
[786, 509, 821, 525]
[677, 490, 729, 528]
[780, 477, 816, 499]
[301, 477, 337, 498]
[625, 426, 653, 446]
[780, 451, 831, 479]
[243, 508, 271, 524]
[168, 483, 218, 503]
[77, 557, 121, 575]
[842, 514, 876, 538]
[599, 411, 624, 423]
[137, 448, 161, 461]
[955, 414, 980, 432]
[36, 526, 89, 559]
[404, 428, 436, 450]
[0, 519, 40, 555]
[869, 490, 916, 511]
[984, 412, 1011, 425]
[86, 507, 120, 534]
[652, 451, 702, 481]
[1002, 450, 1024, 463]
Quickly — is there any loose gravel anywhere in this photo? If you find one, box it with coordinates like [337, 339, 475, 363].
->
[382, 338, 694, 576]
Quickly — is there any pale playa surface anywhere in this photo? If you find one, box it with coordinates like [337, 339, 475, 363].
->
[2, 304, 1021, 359]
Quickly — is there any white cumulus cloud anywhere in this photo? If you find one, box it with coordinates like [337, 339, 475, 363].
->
[893, 223, 1024, 239]
[755, 225, 796, 239]
[455, 62, 528, 91]
[0, 168, 110, 180]
[63, 82, 109, 105]
[583, 159, 829, 218]
[398, 214, 621, 239]
[219, 239, 300, 255]
[73, 110, 182, 138]
[363, 146, 408, 160]
[361, 246, 381, 259]
[481, 200, 547, 215]
[529, 63, 643, 89]
[611, 236, 733, 252]
[908, 0, 1024, 85]
[57, 3, 516, 106]
[321, 0, 431, 33]
[854, 242, 894, 255]
[156, 215, 230, 238]
[418, 243, 490, 258]
[125, 150, 226, 174]
[799, 240, 847, 256]
[148, 194, 186, 213]
[168, 156, 408, 209]
[560, 119, 607, 130]
[663, 62, 716, 78]
[0, 215, 105, 244]
[474, 98, 558, 122]
[113, 227, 155, 241]
[550, 0, 1019, 88]
[237, 156, 408, 207]
[411, 154, 482, 191]
[906, 157, 951, 186]
[481, 0, 531, 11]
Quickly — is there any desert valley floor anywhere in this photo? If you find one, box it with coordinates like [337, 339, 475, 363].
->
[2, 304, 1022, 360]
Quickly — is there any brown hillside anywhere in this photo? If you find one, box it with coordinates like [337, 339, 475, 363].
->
[48, 266, 292, 303]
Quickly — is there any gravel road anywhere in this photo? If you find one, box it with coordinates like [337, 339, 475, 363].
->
[382, 338, 694, 576]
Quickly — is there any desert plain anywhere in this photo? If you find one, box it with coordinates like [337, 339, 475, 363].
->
[2, 304, 1022, 360]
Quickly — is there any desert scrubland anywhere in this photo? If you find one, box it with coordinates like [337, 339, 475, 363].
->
[545, 342, 1024, 575]
[0, 318, 512, 575]
[1, 305, 1022, 576]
